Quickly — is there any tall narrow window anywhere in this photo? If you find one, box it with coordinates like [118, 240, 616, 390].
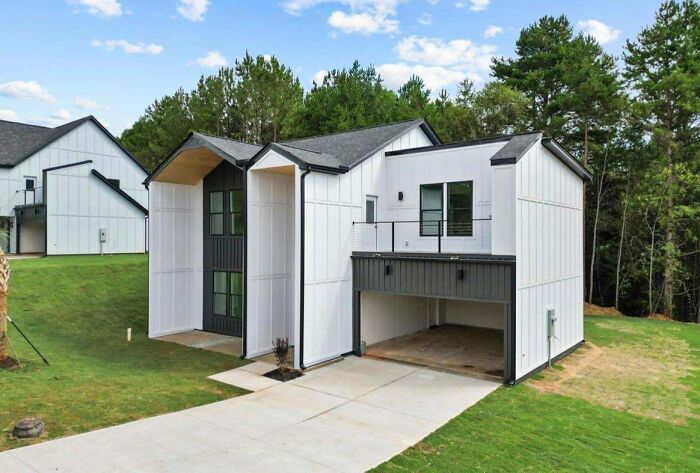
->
[230, 189, 244, 236]
[365, 196, 376, 223]
[209, 191, 224, 235]
[213, 271, 227, 316]
[447, 181, 473, 236]
[230, 271, 243, 318]
[420, 184, 443, 236]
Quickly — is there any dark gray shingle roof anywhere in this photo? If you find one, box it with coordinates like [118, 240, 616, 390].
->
[280, 119, 439, 168]
[191, 133, 263, 162]
[489, 132, 542, 165]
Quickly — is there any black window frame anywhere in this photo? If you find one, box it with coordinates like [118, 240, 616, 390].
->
[365, 196, 376, 224]
[446, 180, 474, 237]
[209, 191, 224, 236]
[213, 271, 228, 317]
[230, 271, 243, 319]
[229, 189, 244, 236]
[25, 177, 36, 190]
[419, 183, 443, 237]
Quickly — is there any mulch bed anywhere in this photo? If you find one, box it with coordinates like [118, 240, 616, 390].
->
[264, 368, 304, 382]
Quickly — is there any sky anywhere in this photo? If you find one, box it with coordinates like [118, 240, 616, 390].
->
[0, 0, 663, 135]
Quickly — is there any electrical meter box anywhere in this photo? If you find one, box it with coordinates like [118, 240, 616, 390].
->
[99, 228, 107, 243]
[547, 309, 557, 338]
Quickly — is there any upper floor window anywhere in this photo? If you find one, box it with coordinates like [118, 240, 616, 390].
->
[209, 191, 224, 235]
[420, 184, 443, 236]
[447, 181, 473, 237]
[24, 177, 35, 190]
[230, 189, 244, 236]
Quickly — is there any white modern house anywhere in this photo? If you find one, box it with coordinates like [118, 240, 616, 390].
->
[146, 119, 591, 384]
[0, 116, 148, 255]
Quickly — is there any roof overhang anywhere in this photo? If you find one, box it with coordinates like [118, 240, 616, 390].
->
[541, 138, 593, 182]
[144, 133, 243, 186]
[247, 143, 349, 174]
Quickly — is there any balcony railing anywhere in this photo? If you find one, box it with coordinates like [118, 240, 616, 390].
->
[352, 218, 492, 254]
[17, 187, 43, 206]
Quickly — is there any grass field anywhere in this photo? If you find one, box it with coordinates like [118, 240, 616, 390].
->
[376, 315, 700, 472]
[0, 255, 246, 452]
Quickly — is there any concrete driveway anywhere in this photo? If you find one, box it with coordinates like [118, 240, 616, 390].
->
[0, 356, 499, 473]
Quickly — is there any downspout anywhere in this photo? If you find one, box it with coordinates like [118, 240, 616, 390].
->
[240, 161, 248, 360]
[299, 165, 311, 370]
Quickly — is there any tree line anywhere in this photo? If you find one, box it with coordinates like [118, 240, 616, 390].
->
[121, 1, 700, 322]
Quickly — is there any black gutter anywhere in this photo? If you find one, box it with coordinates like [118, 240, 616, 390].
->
[298, 166, 311, 370]
[91, 169, 148, 214]
[240, 163, 248, 360]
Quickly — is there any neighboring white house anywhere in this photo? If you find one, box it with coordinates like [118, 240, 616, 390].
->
[146, 119, 591, 384]
[0, 116, 148, 255]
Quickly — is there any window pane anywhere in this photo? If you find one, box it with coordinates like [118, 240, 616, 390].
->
[230, 190, 244, 212]
[214, 294, 227, 316]
[421, 210, 442, 236]
[231, 213, 244, 236]
[365, 199, 375, 223]
[210, 215, 224, 235]
[231, 295, 242, 318]
[421, 185, 442, 210]
[231, 272, 243, 295]
[447, 181, 473, 236]
[210, 191, 224, 213]
[214, 271, 227, 293]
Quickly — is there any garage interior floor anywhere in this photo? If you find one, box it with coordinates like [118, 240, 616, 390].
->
[365, 324, 504, 380]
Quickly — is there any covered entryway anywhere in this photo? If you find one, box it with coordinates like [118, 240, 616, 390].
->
[352, 252, 516, 383]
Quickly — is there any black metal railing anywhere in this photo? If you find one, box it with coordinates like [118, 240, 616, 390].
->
[17, 187, 43, 205]
[352, 218, 491, 254]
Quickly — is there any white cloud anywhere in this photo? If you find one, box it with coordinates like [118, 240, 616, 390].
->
[396, 35, 496, 70]
[483, 25, 502, 38]
[74, 96, 107, 111]
[578, 19, 621, 44]
[0, 80, 56, 103]
[418, 13, 432, 25]
[455, 0, 490, 12]
[426, 0, 438, 5]
[52, 109, 72, 121]
[283, 0, 401, 35]
[196, 51, 228, 68]
[312, 69, 328, 85]
[177, 0, 210, 22]
[377, 63, 466, 91]
[0, 110, 18, 121]
[69, 0, 123, 18]
[91, 39, 164, 55]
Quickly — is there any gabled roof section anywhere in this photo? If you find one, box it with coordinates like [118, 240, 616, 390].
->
[280, 118, 440, 169]
[145, 132, 263, 185]
[489, 132, 542, 165]
[0, 116, 148, 173]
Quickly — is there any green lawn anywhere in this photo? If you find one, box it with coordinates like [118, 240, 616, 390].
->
[0, 255, 246, 451]
[376, 316, 700, 472]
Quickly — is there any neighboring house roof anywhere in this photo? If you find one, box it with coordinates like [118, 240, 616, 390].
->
[0, 116, 148, 173]
[385, 131, 592, 182]
[280, 118, 440, 169]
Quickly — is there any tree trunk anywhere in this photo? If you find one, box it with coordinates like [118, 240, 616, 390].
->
[0, 250, 8, 361]
[663, 149, 675, 318]
[615, 185, 629, 309]
[587, 130, 607, 304]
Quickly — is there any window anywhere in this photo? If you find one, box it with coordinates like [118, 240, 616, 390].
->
[213, 271, 227, 316]
[230, 272, 243, 318]
[24, 177, 35, 190]
[420, 184, 443, 236]
[107, 178, 120, 189]
[209, 191, 224, 235]
[230, 189, 244, 236]
[447, 181, 473, 237]
[365, 196, 376, 224]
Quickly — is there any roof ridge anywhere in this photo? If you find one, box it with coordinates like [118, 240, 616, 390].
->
[195, 131, 262, 147]
[282, 118, 423, 143]
[277, 142, 329, 156]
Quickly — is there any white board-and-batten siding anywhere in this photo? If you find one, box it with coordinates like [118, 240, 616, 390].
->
[514, 144, 584, 379]
[0, 120, 147, 254]
[148, 182, 203, 338]
[303, 127, 432, 366]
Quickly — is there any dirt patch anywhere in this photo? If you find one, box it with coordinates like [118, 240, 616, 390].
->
[584, 303, 623, 316]
[647, 313, 673, 321]
[529, 338, 698, 425]
[264, 368, 304, 382]
[0, 357, 20, 370]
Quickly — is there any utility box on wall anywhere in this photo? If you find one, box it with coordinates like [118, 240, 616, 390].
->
[547, 309, 557, 338]
[99, 228, 107, 243]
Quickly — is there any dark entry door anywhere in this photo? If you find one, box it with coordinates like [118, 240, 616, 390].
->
[203, 161, 245, 337]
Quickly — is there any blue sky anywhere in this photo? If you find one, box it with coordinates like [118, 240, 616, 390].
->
[0, 0, 661, 135]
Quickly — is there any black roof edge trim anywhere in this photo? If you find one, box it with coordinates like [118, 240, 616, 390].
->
[43, 159, 93, 173]
[88, 116, 150, 175]
[541, 138, 593, 182]
[490, 133, 541, 166]
[92, 169, 148, 214]
[143, 132, 245, 186]
[384, 131, 540, 157]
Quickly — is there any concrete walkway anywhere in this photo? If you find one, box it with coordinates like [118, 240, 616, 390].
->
[0, 357, 499, 473]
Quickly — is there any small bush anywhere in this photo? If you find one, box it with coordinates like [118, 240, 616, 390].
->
[271, 337, 291, 374]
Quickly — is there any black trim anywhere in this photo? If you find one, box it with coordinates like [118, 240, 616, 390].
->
[43, 159, 94, 174]
[385, 132, 536, 156]
[506, 265, 517, 383]
[509, 340, 585, 385]
[91, 170, 148, 214]
[299, 166, 311, 369]
[541, 138, 593, 182]
[351, 251, 515, 264]
[419, 183, 443, 237]
[241, 167, 248, 359]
